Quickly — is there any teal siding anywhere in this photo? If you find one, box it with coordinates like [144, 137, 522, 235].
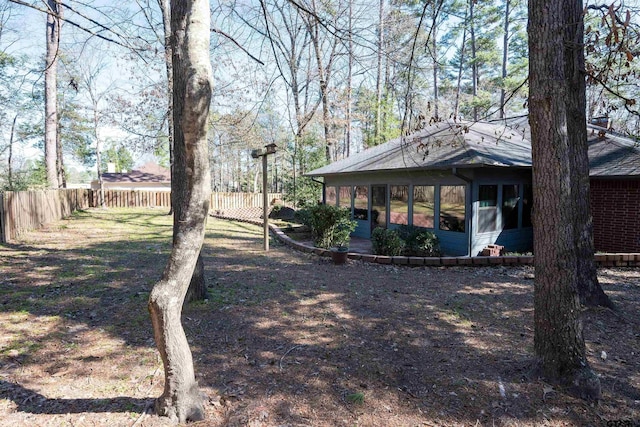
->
[436, 231, 469, 256]
[472, 228, 533, 255]
[354, 219, 370, 238]
[322, 168, 534, 256]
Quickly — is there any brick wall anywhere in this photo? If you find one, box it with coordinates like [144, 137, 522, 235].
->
[590, 178, 640, 252]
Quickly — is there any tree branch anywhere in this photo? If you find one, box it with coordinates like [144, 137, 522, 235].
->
[8, 0, 145, 53]
[211, 27, 265, 65]
[587, 72, 640, 117]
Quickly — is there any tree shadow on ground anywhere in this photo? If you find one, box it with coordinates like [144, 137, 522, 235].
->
[0, 210, 638, 426]
[188, 219, 640, 426]
[0, 380, 152, 415]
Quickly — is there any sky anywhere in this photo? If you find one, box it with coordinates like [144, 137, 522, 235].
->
[1, 0, 166, 174]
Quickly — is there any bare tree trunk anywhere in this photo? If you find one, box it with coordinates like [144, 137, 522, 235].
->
[45, 0, 61, 188]
[185, 255, 207, 304]
[94, 103, 105, 208]
[499, 0, 510, 119]
[374, 0, 384, 146]
[469, 0, 478, 121]
[346, 0, 353, 157]
[148, 0, 212, 421]
[159, 0, 207, 300]
[453, 7, 467, 120]
[56, 121, 66, 188]
[8, 114, 17, 190]
[158, 0, 175, 216]
[430, 3, 439, 121]
[529, 0, 600, 400]
[304, 0, 336, 163]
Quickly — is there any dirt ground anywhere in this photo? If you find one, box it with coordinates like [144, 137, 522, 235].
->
[0, 208, 639, 427]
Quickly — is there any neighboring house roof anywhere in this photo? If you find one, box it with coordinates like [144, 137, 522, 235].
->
[101, 162, 170, 183]
[306, 118, 640, 178]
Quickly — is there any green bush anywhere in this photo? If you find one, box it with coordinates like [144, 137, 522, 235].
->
[299, 204, 357, 249]
[396, 225, 441, 257]
[371, 227, 405, 256]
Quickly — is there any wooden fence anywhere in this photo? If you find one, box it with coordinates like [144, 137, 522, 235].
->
[0, 189, 283, 243]
[0, 189, 91, 243]
[92, 189, 172, 208]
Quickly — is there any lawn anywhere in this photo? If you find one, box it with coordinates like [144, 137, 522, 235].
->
[0, 208, 639, 426]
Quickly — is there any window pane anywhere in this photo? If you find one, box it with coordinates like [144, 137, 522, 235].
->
[502, 184, 519, 229]
[326, 186, 337, 206]
[390, 185, 409, 225]
[440, 185, 466, 232]
[371, 185, 386, 229]
[338, 186, 352, 208]
[522, 184, 533, 227]
[413, 185, 434, 228]
[478, 185, 498, 233]
[354, 186, 368, 220]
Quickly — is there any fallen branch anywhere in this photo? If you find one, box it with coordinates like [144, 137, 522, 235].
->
[279, 344, 301, 371]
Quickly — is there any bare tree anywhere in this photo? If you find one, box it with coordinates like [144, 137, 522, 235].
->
[374, 0, 384, 145]
[45, 0, 62, 188]
[499, 0, 511, 119]
[300, 0, 342, 162]
[345, 0, 353, 157]
[147, 0, 212, 421]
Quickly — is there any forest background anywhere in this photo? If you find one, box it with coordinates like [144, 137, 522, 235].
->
[1, 0, 638, 205]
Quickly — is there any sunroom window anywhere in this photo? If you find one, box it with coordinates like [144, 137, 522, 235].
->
[478, 185, 498, 233]
[353, 186, 369, 220]
[440, 185, 466, 232]
[326, 186, 337, 206]
[390, 185, 409, 225]
[502, 184, 520, 229]
[371, 185, 387, 228]
[413, 185, 435, 228]
[337, 186, 352, 209]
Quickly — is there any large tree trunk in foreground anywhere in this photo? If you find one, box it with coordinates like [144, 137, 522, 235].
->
[158, 0, 175, 216]
[528, 0, 600, 400]
[562, 1, 614, 310]
[148, 0, 212, 422]
[45, 0, 61, 188]
[158, 0, 206, 300]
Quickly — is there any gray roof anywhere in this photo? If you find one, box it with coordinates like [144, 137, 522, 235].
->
[307, 120, 532, 177]
[588, 130, 640, 177]
[306, 119, 640, 178]
[102, 162, 170, 183]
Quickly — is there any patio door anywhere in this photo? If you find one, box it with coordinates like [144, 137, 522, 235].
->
[353, 185, 370, 238]
[371, 185, 387, 232]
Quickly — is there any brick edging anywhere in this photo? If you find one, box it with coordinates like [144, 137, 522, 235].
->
[211, 215, 640, 267]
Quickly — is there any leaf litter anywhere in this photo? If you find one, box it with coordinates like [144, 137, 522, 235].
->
[0, 208, 638, 426]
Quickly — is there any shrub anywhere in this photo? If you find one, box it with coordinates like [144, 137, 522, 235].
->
[293, 206, 312, 225]
[371, 227, 405, 256]
[396, 225, 441, 257]
[299, 204, 357, 249]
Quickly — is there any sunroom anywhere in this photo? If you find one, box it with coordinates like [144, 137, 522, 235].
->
[306, 120, 534, 256]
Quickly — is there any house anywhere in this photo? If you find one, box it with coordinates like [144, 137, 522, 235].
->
[91, 162, 171, 191]
[588, 130, 640, 252]
[306, 119, 640, 255]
